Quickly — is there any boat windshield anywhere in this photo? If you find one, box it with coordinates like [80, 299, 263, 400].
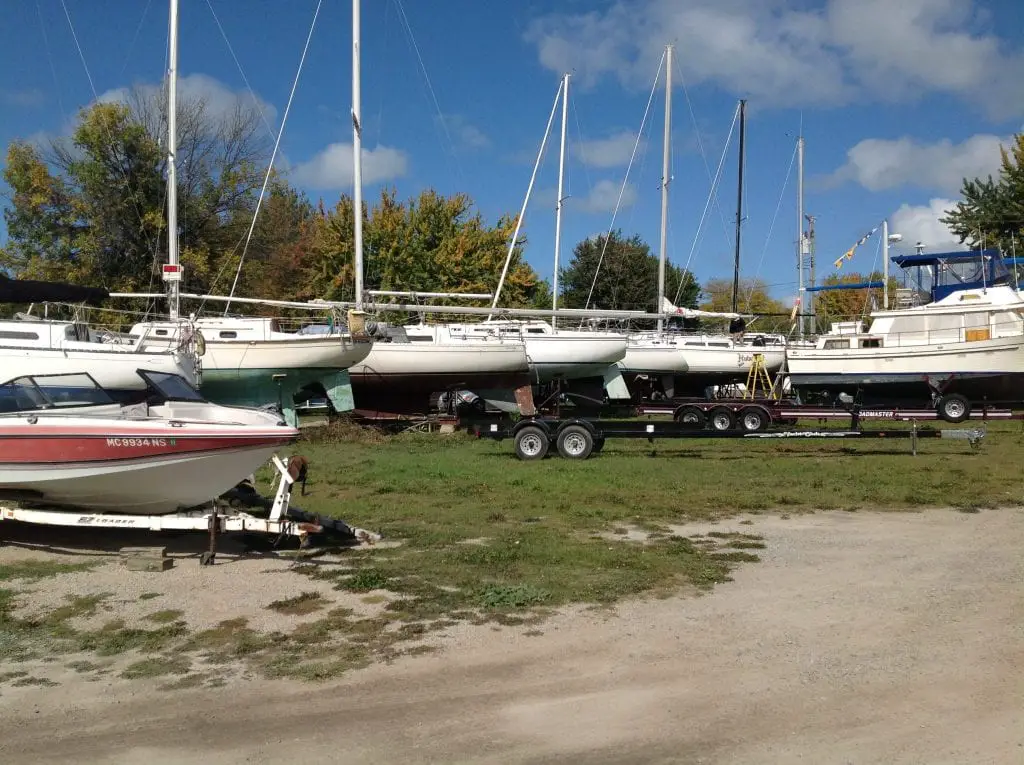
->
[139, 370, 206, 402]
[0, 372, 113, 412]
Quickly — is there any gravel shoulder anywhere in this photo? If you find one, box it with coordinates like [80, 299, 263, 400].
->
[1, 508, 1022, 764]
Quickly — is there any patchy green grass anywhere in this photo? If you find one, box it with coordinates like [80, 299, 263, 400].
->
[266, 592, 326, 616]
[144, 609, 185, 624]
[120, 655, 191, 680]
[0, 561, 98, 582]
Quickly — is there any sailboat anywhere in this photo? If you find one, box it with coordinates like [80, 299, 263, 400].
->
[0, 271, 202, 399]
[342, 0, 533, 416]
[129, 0, 372, 425]
[617, 64, 783, 400]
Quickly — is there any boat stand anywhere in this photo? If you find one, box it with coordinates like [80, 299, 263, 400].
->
[0, 455, 381, 564]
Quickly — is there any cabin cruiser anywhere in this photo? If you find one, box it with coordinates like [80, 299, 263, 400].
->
[787, 249, 1024, 416]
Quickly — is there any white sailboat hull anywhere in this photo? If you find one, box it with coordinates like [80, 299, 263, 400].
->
[522, 333, 628, 381]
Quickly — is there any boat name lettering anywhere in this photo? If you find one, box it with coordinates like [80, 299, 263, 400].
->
[106, 437, 169, 447]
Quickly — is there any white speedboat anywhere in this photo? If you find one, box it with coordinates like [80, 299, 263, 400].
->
[0, 368, 298, 514]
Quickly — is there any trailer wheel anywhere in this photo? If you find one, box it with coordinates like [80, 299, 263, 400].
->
[674, 405, 706, 430]
[556, 425, 595, 460]
[514, 426, 550, 460]
[937, 393, 970, 423]
[738, 406, 769, 433]
[708, 406, 737, 432]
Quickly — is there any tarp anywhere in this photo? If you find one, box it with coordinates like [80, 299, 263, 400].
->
[890, 249, 1000, 267]
[805, 281, 884, 292]
[660, 296, 743, 320]
[0, 274, 109, 306]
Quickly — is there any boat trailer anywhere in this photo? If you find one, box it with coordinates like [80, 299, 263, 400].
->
[0, 455, 381, 564]
[474, 417, 988, 460]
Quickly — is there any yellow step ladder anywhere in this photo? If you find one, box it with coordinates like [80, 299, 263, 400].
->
[744, 353, 779, 399]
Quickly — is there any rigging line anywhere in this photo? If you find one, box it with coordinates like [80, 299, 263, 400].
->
[34, 1, 67, 125]
[392, 0, 465, 186]
[118, 0, 155, 78]
[223, 0, 323, 310]
[673, 102, 738, 304]
[60, 0, 98, 100]
[204, 0, 277, 142]
[60, 0, 162, 271]
[674, 54, 732, 250]
[570, 93, 593, 196]
[375, 0, 394, 147]
[743, 140, 797, 311]
[582, 50, 665, 312]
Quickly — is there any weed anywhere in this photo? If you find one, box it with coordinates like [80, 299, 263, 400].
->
[144, 609, 185, 624]
[0, 561, 98, 582]
[120, 655, 191, 680]
[11, 676, 57, 687]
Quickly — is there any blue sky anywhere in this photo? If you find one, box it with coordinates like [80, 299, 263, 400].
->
[2, 0, 1024, 304]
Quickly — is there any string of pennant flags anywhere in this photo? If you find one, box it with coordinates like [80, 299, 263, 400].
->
[833, 225, 880, 270]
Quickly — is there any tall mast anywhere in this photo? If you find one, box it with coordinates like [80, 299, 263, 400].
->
[551, 73, 570, 330]
[731, 99, 746, 314]
[352, 0, 364, 309]
[796, 134, 805, 339]
[166, 0, 180, 320]
[656, 44, 672, 332]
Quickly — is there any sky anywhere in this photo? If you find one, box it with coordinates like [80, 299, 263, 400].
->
[2, 0, 1024, 305]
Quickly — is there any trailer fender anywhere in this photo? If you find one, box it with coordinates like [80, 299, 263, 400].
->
[511, 418, 555, 439]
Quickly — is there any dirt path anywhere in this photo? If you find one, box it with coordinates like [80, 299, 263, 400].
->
[2, 508, 1022, 764]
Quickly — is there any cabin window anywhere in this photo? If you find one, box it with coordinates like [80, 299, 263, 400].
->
[155, 329, 169, 336]
[683, 342, 704, 347]
[993, 312, 1020, 332]
[0, 330, 40, 341]
[219, 331, 238, 339]
[822, 339, 850, 349]
[708, 342, 730, 348]
[409, 336, 432, 342]
[859, 338, 881, 348]
[527, 328, 545, 334]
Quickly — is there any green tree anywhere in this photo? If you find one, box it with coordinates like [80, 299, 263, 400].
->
[292, 189, 542, 308]
[700, 277, 790, 332]
[813, 271, 897, 323]
[558, 231, 700, 317]
[942, 134, 1024, 252]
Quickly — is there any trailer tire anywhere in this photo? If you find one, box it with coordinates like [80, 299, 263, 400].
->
[738, 406, 769, 433]
[556, 425, 595, 460]
[708, 406, 737, 432]
[674, 405, 706, 430]
[514, 426, 550, 460]
[937, 393, 970, 423]
[592, 436, 606, 453]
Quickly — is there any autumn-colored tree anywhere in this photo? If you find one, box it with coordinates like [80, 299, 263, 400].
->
[289, 189, 542, 308]
[812, 271, 898, 323]
[558, 231, 700, 317]
[700, 277, 790, 332]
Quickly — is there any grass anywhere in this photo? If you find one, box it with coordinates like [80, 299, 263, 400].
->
[0, 561, 98, 582]
[1, 419, 1015, 684]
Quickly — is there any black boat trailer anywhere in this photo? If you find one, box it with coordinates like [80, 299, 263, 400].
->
[473, 410, 989, 460]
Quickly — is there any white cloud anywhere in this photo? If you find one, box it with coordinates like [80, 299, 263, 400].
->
[98, 73, 278, 131]
[437, 114, 490, 151]
[289, 143, 409, 190]
[573, 131, 644, 168]
[827, 134, 1008, 194]
[568, 179, 637, 214]
[525, 0, 1024, 117]
[890, 198, 966, 251]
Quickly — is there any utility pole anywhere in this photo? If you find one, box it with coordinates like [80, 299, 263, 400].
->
[731, 99, 746, 314]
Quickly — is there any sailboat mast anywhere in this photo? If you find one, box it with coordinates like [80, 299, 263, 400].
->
[731, 99, 746, 314]
[352, 0, 364, 309]
[166, 0, 180, 320]
[656, 44, 672, 332]
[552, 73, 570, 330]
[796, 134, 805, 339]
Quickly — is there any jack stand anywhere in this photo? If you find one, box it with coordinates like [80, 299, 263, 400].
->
[911, 420, 918, 455]
[201, 505, 219, 566]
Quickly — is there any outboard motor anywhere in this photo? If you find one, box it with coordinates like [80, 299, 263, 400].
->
[729, 317, 747, 334]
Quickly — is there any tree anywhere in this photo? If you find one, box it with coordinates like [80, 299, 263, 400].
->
[558, 231, 700, 317]
[1, 92, 273, 298]
[283, 189, 542, 308]
[813, 271, 891, 322]
[942, 134, 1024, 253]
[700, 277, 790, 332]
